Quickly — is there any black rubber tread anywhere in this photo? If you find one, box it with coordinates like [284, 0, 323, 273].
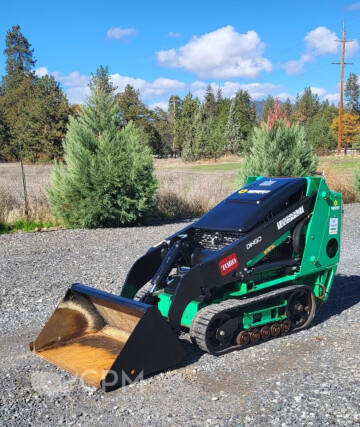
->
[133, 282, 153, 301]
[189, 303, 223, 353]
[190, 284, 316, 354]
[290, 290, 316, 330]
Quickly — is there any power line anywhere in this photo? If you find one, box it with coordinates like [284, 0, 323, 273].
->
[331, 22, 354, 155]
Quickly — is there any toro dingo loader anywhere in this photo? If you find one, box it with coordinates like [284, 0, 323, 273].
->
[31, 176, 342, 391]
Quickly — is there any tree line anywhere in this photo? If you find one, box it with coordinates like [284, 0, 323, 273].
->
[1, 25, 360, 164]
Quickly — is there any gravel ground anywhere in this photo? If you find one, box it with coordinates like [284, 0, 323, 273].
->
[0, 205, 359, 426]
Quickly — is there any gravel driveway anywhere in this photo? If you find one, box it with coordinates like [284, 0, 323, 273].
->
[0, 205, 359, 426]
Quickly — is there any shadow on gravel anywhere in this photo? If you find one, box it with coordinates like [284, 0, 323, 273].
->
[313, 274, 360, 326]
[173, 274, 360, 373]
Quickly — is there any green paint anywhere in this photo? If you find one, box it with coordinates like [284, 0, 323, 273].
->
[242, 301, 287, 329]
[158, 292, 203, 327]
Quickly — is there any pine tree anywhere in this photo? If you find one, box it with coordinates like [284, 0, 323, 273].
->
[0, 25, 70, 161]
[237, 121, 318, 186]
[115, 84, 150, 126]
[233, 90, 257, 144]
[345, 72, 360, 114]
[3, 25, 36, 88]
[225, 98, 242, 154]
[0, 107, 10, 161]
[178, 93, 199, 161]
[262, 95, 274, 122]
[168, 95, 181, 156]
[89, 65, 117, 96]
[0, 25, 37, 159]
[152, 106, 172, 156]
[193, 105, 214, 159]
[47, 89, 157, 228]
[305, 116, 337, 154]
[283, 98, 293, 121]
[204, 84, 216, 118]
[215, 87, 223, 103]
[293, 87, 320, 123]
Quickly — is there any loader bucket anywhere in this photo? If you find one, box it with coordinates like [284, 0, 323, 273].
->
[30, 284, 185, 391]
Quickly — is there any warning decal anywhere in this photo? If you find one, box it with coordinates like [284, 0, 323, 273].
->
[329, 217, 338, 235]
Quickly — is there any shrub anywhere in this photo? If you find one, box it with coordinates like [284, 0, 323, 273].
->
[237, 120, 318, 186]
[47, 89, 157, 228]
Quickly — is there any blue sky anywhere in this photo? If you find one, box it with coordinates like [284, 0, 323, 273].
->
[2, 0, 360, 108]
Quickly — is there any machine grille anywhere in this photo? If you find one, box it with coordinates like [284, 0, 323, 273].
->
[194, 228, 243, 251]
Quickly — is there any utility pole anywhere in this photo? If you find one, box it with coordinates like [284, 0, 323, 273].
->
[332, 22, 353, 155]
[172, 96, 177, 158]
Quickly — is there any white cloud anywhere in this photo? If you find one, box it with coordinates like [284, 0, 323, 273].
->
[347, 2, 360, 10]
[35, 66, 49, 77]
[149, 101, 169, 111]
[190, 81, 284, 101]
[323, 93, 339, 103]
[110, 74, 186, 100]
[168, 32, 181, 38]
[310, 86, 327, 96]
[52, 71, 89, 87]
[157, 25, 272, 79]
[275, 92, 295, 102]
[285, 26, 359, 75]
[66, 86, 91, 104]
[305, 27, 338, 55]
[35, 66, 295, 106]
[106, 27, 137, 39]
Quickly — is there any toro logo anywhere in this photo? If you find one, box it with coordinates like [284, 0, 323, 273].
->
[219, 253, 239, 276]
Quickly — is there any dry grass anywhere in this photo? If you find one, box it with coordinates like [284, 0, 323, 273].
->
[319, 155, 360, 204]
[0, 163, 54, 223]
[156, 170, 234, 218]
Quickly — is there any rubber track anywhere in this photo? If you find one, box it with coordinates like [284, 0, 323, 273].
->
[190, 284, 310, 354]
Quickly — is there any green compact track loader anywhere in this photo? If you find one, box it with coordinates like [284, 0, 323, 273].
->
[31, 176, 342, 391]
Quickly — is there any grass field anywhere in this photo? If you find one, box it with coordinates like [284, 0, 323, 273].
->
[0, 155, 359, 231]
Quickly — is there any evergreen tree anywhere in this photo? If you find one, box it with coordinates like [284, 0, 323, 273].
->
[233, 90, 257, 143]
[47, 89, 157, 228]
[3, 25, 36, 88]
[115, 84, 150, 126]
[88, 65, 117, 96]
[305, 116, 336, 154]
[293, 87, 320, 123]
[213, 95, 230, 157]
[152, 106, 172, 156]
[225, 98, 242, 154]
[178, 93, 199, 161]
[204, 84, 216, 118]
[262, 95, 274, 122]
[193, 105, 214, 159]
[168, 95, 181, 156]
[283, 98, 293, 121]
[0, 25, 70, 161]
[0, 107, 10, 161]
[345, 72, 360, 114]
[0, 25, 37, 159]
[215, 87, 223, 103]
[237, 121, 318, 185]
